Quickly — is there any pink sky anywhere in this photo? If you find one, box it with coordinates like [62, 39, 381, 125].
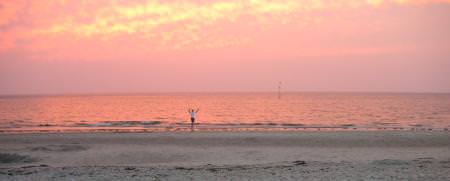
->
[1, 0, 450, 94]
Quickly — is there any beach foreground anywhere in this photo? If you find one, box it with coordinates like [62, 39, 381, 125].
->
[1, 131, 449, 180]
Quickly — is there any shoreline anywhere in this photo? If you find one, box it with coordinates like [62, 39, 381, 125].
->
[1, 125, 448, 134]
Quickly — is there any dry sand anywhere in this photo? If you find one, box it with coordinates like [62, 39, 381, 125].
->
[0, 131, 449, 180]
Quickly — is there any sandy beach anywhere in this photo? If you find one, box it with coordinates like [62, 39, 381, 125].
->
[1, 131, 449, 180]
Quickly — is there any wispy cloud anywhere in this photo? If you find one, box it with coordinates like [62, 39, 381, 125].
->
[1, 0, 449, 55]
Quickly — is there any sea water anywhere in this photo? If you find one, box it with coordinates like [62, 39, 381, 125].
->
[0, 92, 449, 132]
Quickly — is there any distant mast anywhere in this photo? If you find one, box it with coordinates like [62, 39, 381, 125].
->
[278, 81, 282, 99]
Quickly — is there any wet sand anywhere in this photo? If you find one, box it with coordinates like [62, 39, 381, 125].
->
[1, 131, 449, 180]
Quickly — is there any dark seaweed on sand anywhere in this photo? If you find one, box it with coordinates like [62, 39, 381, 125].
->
[0, 153, 35, 163]
[29, 144, 87, 152]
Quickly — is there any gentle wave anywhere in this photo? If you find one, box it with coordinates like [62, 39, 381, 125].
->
[1, 120, 449, 133]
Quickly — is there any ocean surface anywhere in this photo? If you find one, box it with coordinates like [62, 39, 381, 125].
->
[0, 92, 449, 133]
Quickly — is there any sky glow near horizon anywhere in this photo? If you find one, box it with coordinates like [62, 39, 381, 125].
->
[1, 0, 450, 94]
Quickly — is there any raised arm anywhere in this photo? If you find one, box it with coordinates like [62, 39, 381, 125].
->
[195, 108, 200, 113]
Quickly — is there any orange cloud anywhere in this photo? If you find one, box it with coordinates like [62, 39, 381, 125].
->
[0, 1, 24, 27]
[1, 0, 449, 56]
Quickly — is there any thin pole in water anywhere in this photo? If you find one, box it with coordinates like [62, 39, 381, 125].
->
[278, 81, 282, 99]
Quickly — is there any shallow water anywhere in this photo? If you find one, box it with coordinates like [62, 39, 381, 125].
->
[0, 92, 449, 132]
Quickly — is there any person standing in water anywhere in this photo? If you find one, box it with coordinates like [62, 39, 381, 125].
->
[188, 108, 199, 130]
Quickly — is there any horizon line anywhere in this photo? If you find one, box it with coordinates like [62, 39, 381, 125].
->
[1, 90, 449, 97]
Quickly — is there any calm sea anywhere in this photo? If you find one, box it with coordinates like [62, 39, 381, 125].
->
[0, 93, 449, 133]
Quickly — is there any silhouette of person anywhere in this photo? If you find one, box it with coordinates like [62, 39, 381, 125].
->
[188, 108, 199, 131]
